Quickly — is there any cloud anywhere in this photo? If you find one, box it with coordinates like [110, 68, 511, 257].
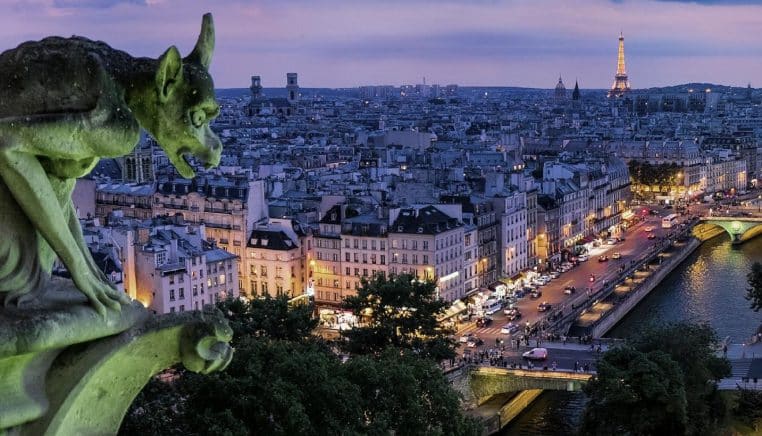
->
[52, 0, 147, 8]
[3, 0, 762, 87]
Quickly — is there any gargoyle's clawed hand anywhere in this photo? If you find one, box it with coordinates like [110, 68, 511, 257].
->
[71, 268, 129, 316]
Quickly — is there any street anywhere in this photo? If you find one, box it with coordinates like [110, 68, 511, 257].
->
[454, 203, 687, 362]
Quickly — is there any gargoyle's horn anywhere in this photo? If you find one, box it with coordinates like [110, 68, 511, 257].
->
[185, 13, 214, 69]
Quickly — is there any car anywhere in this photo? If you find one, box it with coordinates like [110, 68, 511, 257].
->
[475, 316, 493, 328]
[612, 252, 622, 260]
[559, 265, 570, 273]
[522, 347, 548, 360]
[598, 255, 609, 262]
[563, 286, 576, 295]
[500, 323, 520, 335]
[507, 310, 522, 321]
[540, 274, 551, 282]
[577, 254, 589, 262]
[549, 271, 560, 279]
[530, 290, 543, 299]
[617, 236, 626, 242]
[606, 238, 617, 245]
[644, 226, 654, 232]
[459, 333, 475, 343]
[466, 337, 484, 348]
[457, 313, 471, 322]
[647, 232, 656, 240]
[537, 302, 552, 312]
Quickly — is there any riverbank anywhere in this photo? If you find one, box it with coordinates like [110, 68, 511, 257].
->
[504, 234, 762, 435]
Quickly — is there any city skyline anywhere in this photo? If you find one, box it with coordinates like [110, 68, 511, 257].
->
[5, 0, 762, 89]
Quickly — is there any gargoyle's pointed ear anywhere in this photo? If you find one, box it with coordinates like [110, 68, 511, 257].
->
[184, 13, 214, 69]
[157, 46, 182, 103]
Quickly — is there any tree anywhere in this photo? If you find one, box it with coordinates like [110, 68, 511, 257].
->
[216, 294, 317, 343]
[582, 323, 732, 436]
[581, 347, 688, 436]
[746, 261, 762, 312]
[340, 273, 456, 360]
[344, 349, 481, 436]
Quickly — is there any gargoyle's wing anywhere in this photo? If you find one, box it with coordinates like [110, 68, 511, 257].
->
[0, 38, 103, 120]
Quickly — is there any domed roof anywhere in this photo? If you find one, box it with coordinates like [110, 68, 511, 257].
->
[555, 76, 566, 91]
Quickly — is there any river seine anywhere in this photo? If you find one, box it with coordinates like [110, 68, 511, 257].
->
[501, 234, 762, 435]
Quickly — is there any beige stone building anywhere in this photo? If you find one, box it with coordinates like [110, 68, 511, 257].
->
[245, 219, 308, 298]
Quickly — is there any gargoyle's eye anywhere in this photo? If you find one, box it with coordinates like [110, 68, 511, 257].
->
[191, 110, 206, 128]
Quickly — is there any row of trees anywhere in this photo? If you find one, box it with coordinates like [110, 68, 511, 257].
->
[120, 274, 480, 436]
[628, 161, 684, 191]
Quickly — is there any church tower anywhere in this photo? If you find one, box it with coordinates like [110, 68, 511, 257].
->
[572, 80, 581, 100]
[554, 75, 566, 101]
[608, 32, 631, 98]
[250, 75, 263, 100]
[286, 73, 299, 105]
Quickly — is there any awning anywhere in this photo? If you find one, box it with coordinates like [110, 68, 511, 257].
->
[437, 300, 468, 322]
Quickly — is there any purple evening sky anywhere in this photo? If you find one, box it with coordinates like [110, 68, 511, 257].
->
[3, 0, 762, 89]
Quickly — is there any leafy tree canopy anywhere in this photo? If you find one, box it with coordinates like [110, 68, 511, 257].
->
[583, 323, 731, 436]
[216, 294, 317, 343]
[340, 273, 456, 360]
[746, 261, 762, 312]
[581, 347, 688, 436]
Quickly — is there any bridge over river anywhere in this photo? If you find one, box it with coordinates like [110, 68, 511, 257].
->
[450, 341, 762, 434]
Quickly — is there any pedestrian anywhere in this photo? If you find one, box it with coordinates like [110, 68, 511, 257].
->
[574, 360, 579, 372]
[552, 361, 557, 371]
[562, 335, 567, 345]
[723, 344, 728, 357]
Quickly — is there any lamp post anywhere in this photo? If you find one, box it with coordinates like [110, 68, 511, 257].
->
[758, 195, 761, 212]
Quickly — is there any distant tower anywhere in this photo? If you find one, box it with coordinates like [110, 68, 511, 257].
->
[286, 73, 299, 104]
[608, 32, 631, 98]
[250, 75, 263, 100]
[572, 80, 581, 100]
[554, 75, 566, 101]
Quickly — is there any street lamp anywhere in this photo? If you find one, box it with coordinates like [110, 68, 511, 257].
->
[758, 195, 761, 212]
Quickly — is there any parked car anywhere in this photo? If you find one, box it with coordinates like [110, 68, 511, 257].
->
[459, 333, 475, 343]
[563, 286, 576, 295]
[577, 254, 589, 262]
[549, 271, 560, 279]
[500, 323, 520, 335]
[598, 255, 609, 262]
[522, 347, 548, 360]
[612, 252, 622, 260]
[475, 316, 493, 328]
[647, 232, 656, 240]
[530, 290, 543, 299]
[466, 337, 484, 348]
[537, 302, 552, 312]
[606, 238, 617, 245]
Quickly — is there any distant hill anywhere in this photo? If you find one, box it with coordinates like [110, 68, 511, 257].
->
[639, 83, 751, 93]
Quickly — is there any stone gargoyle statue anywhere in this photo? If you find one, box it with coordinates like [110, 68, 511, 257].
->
[0, 13, 235, 434]
[0, 13, 222, 315]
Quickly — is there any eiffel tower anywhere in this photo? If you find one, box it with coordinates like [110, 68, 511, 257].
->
[608, 32, 631, 98]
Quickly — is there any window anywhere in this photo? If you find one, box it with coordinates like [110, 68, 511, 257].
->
[412, 240, 418, 250]
[362, 253, 367, 263]
[423, 241, 429, 250]
[193, 285, 198, 296]
[262, 282, 268, 294]
[354, 268, 360, 276]
[353, 239, 359, 249]
[179, 305, 185, 312]
[380, 241, 386, 250]
[169, 289, 175, 301]
[371, 240, 377, 250]
[261, 266, 267, 277]
[276, 285, 283, 295]
[353, 253, 359, 263]
[170, 307, 175, 313]
[179, 288, 185, 299]
[363, 268, 368, 277]
[200, 283, 204, 294]
[423, 255, 429, 264]
[345, 267, 350, 275]
[345, 253, 350, 262]
[219, 274, 226, 285]
[380, 255, 386, 265]
[169, 275, 175, 285]
[392, 240, 398, 248]
[412, 255, 418, 264]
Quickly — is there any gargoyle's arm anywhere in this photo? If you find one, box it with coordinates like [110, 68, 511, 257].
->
[0, 149, 125, 314]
